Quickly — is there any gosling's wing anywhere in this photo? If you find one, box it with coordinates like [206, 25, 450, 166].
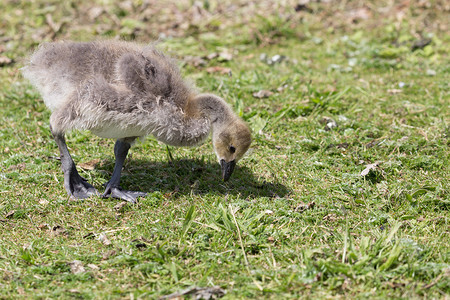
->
[116, 48, 192, 109]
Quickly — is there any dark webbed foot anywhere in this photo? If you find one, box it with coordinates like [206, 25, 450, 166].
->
[52, 131, 99, 199]
[65, 173, 98, 199]
[101, 139, 146, 203]
[102, 185, 146, 203]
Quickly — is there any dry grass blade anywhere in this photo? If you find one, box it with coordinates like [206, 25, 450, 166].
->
[229, 204, 263, 291]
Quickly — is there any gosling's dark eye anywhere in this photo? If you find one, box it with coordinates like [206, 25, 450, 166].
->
[229, 146, 236, 153]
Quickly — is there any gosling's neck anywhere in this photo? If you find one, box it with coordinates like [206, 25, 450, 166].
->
[187, 94, 236, 130]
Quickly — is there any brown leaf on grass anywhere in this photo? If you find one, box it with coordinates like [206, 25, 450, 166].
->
[98, 232, 112, 246]
[102, 250, 117, 260]
[361, 162, 382, 176]
[366, 140, 380, 148]
[7, 163, 26, 172]
[388, 89, 402, 94]
[347, 7, 372, 23]
[163, 190, 178, 199]
[252, 90, 273, 98]
[217, 51, 233, 62]
[0, 56, 12, 67]
[323, 214, 339, 222]
[38, 224, 50, 230]
[5, 210, 15, 218]
[39, 199, 49, 205]
[88, 7, 104, 21]
[320, 116, 338, 131]
[184, 56, 206, 67]
[2, 269, 13, 281]
[87, 263, 100, 270]
[78, 159, 100, 170]
[242, 53, 255, 61]
[160, 286, 226, 300]
[294, 201, 315, 212]
[277, 84, 289, 92]
[69, 260, 85, 274]
[206, 52, 219, 60]
[205, 66, 232, 75]
[113, 201, 128, 211]
[52, 225, 68, 236]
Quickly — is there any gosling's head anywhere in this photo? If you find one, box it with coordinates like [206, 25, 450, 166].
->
[212, 119, 252, 181]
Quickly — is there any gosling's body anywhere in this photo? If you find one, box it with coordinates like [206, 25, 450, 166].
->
[22, 41, 251, 202]
[24, 41, 210, 146]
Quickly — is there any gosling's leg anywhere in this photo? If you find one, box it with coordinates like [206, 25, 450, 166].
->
[52, 131, 99, 199]
[102, 139, 146, 203]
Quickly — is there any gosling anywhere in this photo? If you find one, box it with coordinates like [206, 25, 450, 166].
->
[22, 40, 251, 203]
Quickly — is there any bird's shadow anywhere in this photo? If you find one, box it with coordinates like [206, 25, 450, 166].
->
[96, 158, 291, 200]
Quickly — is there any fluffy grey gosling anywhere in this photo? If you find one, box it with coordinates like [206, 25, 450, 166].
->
[22, 40, 251, 203]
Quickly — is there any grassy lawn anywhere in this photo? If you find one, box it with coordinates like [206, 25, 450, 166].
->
[0, 0, 449, 298]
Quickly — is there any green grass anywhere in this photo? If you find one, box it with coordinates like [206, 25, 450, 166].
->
[0, 0, 449, 298]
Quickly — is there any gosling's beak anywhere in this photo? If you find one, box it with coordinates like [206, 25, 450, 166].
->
[220, 159, 236, 181]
